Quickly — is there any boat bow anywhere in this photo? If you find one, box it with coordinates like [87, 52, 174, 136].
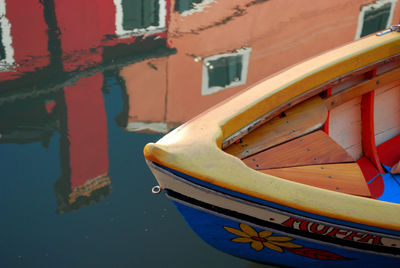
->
[144, 31, 400, 233]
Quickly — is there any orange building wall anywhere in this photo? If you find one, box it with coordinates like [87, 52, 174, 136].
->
[165, 0, 400, 123]
[123, 0, 400, 128]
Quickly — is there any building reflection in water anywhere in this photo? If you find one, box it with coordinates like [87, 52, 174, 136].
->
[53, 74, 111, 213]
[0, 73, 111, 213]
[0, 0, 174, 212]
[1, 0, 399, 212]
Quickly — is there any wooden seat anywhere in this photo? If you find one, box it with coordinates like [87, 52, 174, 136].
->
[261, 163, 371, 197]
[243, 130, 354, 169]
[224, 96, 328, 159]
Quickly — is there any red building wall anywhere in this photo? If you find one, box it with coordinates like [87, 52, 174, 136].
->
[54, 0, 111, 72]
[0, 0, 171, 81]
[0, 0, 48, 81]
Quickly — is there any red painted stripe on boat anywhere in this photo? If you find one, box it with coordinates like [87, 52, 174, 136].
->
[377, 135, 400, 167]
[322, 87, 332, 134]
[361, 69, 384, 174]
[357, 157, 384, 199]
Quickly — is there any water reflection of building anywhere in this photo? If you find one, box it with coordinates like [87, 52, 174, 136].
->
[120, 0, 400, 133]
[54, 74, 111, 213]
[0, 0, 175, 212]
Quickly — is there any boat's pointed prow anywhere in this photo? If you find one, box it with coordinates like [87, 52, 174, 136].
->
[143, 142, 168, 164]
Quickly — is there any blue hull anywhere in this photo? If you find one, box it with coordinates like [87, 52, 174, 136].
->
[172, 198, 400, 267]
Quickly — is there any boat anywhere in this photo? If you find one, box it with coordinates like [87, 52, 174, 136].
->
[144, 26, 400, 267]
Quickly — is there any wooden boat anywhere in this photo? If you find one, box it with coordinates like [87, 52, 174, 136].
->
[144, 27, 400, 267]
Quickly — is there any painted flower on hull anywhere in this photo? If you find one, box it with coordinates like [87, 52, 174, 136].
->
[224, 223, 302, 252]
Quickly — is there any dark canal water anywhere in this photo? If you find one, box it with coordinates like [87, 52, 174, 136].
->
[0, 0, 396, 267]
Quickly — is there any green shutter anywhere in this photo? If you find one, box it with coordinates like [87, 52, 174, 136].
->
[142, 0, 159, 28]
[227, 56, 242, 84]
[0, 26, 6, 61]
[121, 0, 159, 30]
[175, 0, 203, 13]
[208, 55, 243, 88]
[361, 3, 391, 37]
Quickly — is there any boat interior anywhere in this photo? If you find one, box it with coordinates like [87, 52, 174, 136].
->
[223, 57, 400, 203]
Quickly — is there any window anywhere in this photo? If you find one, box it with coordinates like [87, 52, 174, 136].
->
[0, 0, 14, 71]
[121, 0, 159, 30]
[174, 0, 215, 16]
[208, 55, 242, 88]
[174, 0, 203, 13]
[202, 48, 251, 95]
[355, 0, 397, 39]
[114, 0, 167, 37]
[0, 27, 5, 61]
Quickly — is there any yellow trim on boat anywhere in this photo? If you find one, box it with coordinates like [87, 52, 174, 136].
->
[144, 32, 400, 231]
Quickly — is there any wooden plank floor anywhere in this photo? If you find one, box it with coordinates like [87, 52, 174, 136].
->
[243, 131, 354, 169]
[224, 96, 328, 159]
[260, 163, 371, 197]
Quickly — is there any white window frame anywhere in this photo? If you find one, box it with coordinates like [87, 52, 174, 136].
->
[0, 0, 14, 72]
[201, 47, 251, 96]
[355, 0, 397, 39]
[113, 0, 167, 38]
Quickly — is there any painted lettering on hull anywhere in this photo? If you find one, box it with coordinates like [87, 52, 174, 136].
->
[282, 217, 383, 246]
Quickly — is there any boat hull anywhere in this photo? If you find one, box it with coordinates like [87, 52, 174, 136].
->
[147, 161, 400, 267]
